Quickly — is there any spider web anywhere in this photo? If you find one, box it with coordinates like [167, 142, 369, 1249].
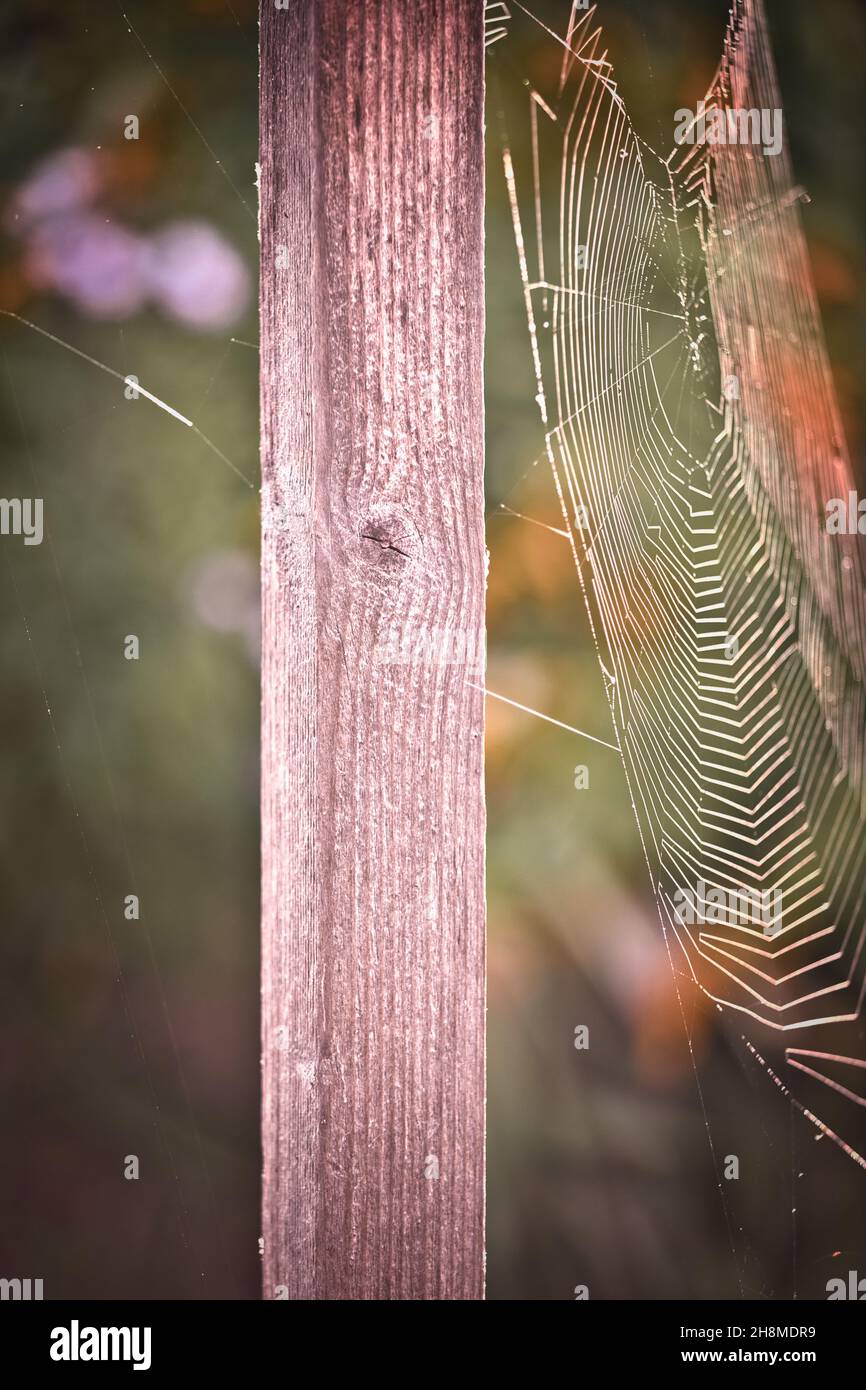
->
[491, 0, 866, 1174]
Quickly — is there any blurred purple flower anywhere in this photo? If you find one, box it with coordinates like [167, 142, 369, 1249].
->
[146, 220, 250, 331]
[8, 147, 250, 330]
[25, 213, 149, 319]
[7, 148, 100, 232]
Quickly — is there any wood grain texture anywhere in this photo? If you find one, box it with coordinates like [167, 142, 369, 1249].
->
[260, 0, 486, 1300]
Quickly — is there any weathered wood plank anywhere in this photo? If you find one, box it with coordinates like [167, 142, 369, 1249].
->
[260, 0, 486, 1300]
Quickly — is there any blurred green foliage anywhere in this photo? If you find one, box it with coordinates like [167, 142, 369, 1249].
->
[0, 0, 259, 1299]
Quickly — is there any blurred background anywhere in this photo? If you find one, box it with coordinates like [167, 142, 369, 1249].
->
[0, 0, 260, 1299]
[0, 0, 862, 1301]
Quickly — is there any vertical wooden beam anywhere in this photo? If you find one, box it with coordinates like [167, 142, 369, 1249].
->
[260, 0, 486, 1300]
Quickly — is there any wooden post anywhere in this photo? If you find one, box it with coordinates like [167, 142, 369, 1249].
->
[260, 0, 486, 1300]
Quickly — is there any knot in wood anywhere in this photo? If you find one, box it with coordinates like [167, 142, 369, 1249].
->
[359, 510, 419, 570]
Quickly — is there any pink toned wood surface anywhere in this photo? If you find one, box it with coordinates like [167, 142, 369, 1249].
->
[260, 0, 486, 1300]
